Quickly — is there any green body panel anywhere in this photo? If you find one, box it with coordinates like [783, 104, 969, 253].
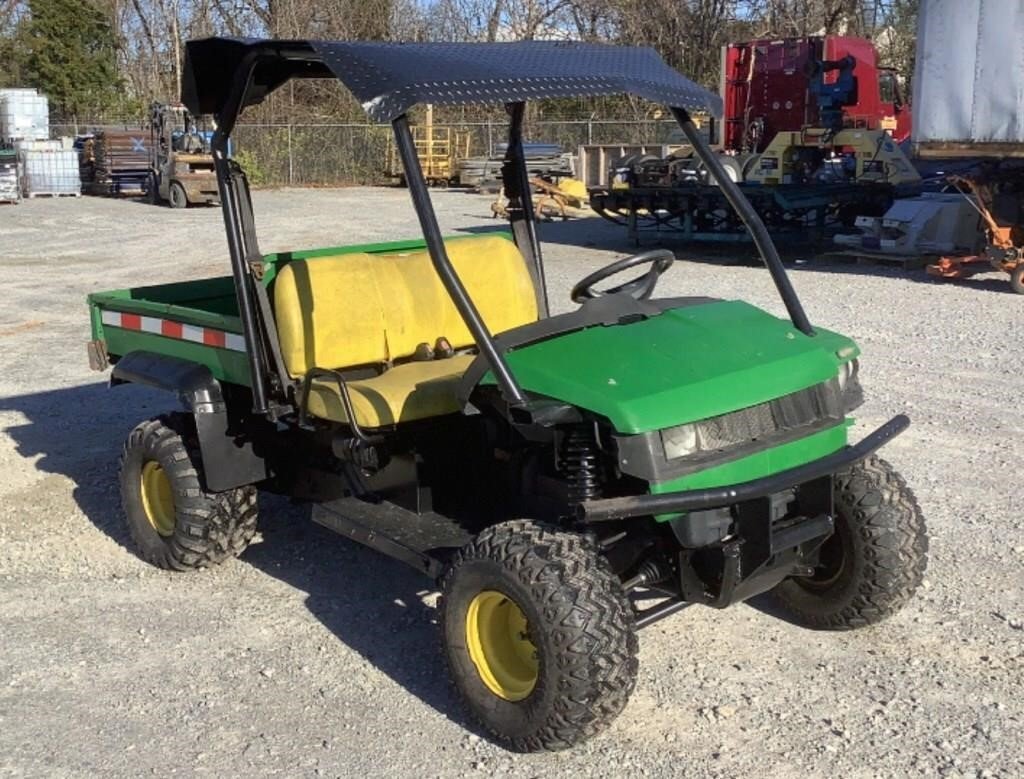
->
[87, 234, 864, 504]
[649, 422, 851, 520]
[500, 300, 858, 434]
[102, 327, 252, 386]
[88, 276, 249, 386]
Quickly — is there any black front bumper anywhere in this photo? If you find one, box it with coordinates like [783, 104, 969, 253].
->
[578, 414, 909, 522]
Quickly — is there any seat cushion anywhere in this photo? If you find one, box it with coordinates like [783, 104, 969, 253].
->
[304, 355, 475, 428]
[273, 235, 538, 377]
[374, 235, 539, 357]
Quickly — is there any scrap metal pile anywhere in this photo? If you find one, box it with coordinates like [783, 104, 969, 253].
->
[589, 139, 916, 244]
[927, 166, 1024, 293]
[458, 142, 573, 190]
[84, 130, 151, 196]
[589, 34, 920, 243]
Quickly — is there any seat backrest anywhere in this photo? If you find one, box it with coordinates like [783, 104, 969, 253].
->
[273, 235, 538, 376]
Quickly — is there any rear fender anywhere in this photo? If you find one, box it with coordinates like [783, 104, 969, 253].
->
[111, 351, 267, 491]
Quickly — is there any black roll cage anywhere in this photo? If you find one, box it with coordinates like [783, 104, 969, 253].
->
[204, 43, 815, 419]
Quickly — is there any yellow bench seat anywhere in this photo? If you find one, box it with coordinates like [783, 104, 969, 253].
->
[304, 355, 474, 428]
[272, 235, 538, 428]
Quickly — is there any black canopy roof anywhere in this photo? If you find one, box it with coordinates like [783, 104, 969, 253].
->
[182, 38, 722, 123]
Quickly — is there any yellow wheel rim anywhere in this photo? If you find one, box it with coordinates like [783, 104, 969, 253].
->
[140, 461, 175, 537]
[465, 590, 539, 702]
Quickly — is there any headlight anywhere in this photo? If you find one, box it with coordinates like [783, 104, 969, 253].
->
[838, 359, 864, 411]
[661, 423, 698, 459]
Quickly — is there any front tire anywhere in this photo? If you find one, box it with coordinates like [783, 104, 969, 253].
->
[168, 181, 188, 209]
[120, 414, 258, 570]
[771, 456, 928, 629]
[439, 520, 638, 752]
[146, 172, 160, 205]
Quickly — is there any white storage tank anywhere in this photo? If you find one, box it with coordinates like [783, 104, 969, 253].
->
[912, 0, 1024, 158]
[17, 140, 80, 197]
[0, 88, 50, 142]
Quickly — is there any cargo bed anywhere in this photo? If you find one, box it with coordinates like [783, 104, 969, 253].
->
[87, 234, 488, 384]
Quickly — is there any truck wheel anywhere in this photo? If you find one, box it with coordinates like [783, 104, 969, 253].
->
[439, 520, 638, 752]
[1009, 265, 1024, 295]
[168, 181, 188, 209]
[771, 456, 927, 630]
[119, 414, 258, 571]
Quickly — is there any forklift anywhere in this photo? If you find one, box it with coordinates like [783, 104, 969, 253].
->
[146, 102, 219, 208]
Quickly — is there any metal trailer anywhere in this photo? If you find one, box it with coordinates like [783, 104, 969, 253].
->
[912, 0, 1024, 292]
[589, 128, 921, 245]
[590, 180, 899, 244]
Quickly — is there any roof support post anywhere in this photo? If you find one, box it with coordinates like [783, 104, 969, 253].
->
[210, 54, 272, 413]
[502, 102, 550, 317]
[670, 107, 815, 336]
[391, 114, 528, 407]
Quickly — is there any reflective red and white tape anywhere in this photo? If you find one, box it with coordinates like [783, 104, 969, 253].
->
[100, 310, 246, 352]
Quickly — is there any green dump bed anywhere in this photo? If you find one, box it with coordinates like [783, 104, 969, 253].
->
[87, 235, 486, 386]
[88, 274, 252, 385]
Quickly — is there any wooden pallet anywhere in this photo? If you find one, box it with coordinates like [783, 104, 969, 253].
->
[818, 250, 931, 271]
[24, 191, 82, 198]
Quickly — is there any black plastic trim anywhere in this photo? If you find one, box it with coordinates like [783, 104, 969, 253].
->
[111, 351, 225, 412]
[615, 379, 844, 481]
[577, 414, 909, 521]
[111, 351, 268, 491]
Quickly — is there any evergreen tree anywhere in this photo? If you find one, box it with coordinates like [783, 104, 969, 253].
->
[23, 0, 121, 118]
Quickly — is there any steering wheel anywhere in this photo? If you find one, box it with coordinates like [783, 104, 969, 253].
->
[570, 249, 675, 303]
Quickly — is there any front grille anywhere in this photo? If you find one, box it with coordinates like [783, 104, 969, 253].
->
[692, 378, 843, 455]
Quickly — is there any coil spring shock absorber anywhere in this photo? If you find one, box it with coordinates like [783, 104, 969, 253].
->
[560, 425, 603, 504]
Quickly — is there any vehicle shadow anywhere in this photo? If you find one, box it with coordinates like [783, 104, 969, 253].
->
[0, 381, 478, 735]
[239, 500, 479, 733]
[0, 381, 162, 550]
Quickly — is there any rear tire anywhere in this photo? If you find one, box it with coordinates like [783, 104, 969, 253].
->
[771, 456, 927, 629]
[439, 520, 638, 752]
[119, 414, 258, 570]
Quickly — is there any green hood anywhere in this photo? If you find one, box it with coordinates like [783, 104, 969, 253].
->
[503, 300, 857, 434]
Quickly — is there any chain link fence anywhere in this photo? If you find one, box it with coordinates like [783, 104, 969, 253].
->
[51, 119, 681, 187]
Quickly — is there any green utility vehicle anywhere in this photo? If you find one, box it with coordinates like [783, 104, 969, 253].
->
[88, 39, 928, 752]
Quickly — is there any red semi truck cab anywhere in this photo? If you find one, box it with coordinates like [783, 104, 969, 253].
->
[720, 35, 911, 153]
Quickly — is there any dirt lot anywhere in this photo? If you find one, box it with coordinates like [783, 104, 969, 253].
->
[1, 188, 1022, 778]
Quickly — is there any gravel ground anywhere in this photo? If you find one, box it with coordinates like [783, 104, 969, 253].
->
[0, 188, 1021, 778]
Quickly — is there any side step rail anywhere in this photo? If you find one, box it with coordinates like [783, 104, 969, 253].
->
[312, 505, 444, 579]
